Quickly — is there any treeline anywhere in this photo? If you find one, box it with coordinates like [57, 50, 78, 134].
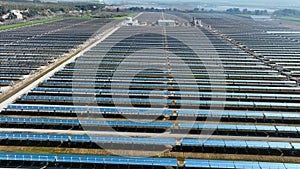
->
[0, 1, 73, 13]
[226, 8, 268, 15]
[0, 1, 74, 22]
[73, 4, 105, 12]
[128, 7, 169, 12]
[0, 1, 108, 23]
[0, 5, 7, 16]
[225, 8, 300, 17]
[273, 9, 300, 17]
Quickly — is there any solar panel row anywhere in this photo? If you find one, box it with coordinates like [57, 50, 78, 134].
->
[0, 152, 298, 168]
[0, 12, 300, 168]
[0, 133, 176, 145]
[0, 18, 112, 88]
[6, 104, 300, 120]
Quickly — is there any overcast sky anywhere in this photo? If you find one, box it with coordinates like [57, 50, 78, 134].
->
[104, 0, 300, 7]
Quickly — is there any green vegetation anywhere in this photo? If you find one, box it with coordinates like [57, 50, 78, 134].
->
[236, 14, 253, 17]
[273, 9, 300, 17]
[0, 1, 74, 14]
[272, 9, 300, 22]
[226, 8, 268, 15]
[0, 11, 135, 31]
[0, 0, 107, 23]
[0, 0, 137, 31]
[273, 16, 300, 22]
[0, 10, 133, 31]
[0, 17, 64, 31]
[66, 15, 93, 19]
[113, 12, 136, 20]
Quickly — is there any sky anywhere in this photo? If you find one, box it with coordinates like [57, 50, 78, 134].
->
[36, 0, 300, 7]
[104, 0, 300, 8]
[35, 0, 300, 9]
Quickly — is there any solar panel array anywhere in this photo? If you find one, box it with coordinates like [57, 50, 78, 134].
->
[0, 18, 111, 90]
[191, 13, 300, 80]
[0, 12, 299, 168]
[0, 152, 300, 169]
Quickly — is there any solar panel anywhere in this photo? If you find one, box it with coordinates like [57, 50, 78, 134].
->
[0, 152, 56, 162]
[185, 159, 210, 168]
[56, 154, 177, 166]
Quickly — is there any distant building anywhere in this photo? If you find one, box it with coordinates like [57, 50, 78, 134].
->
[11, 10, 23, 20]
[2, 10, 24, 20]
[157, 20, 176, 27]
[192, 17, 202, 27]
[250, 15, 272, 21]
[104, 5, 125, 11]
[123, 17, 139, 26]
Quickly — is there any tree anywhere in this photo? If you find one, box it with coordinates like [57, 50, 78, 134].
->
[242, 8, 252, 14]
[194, 8, 199, 11]
[226, 8, 241, 14]
[273, 9, 300, 17]
[8, 13, 17, 20]
[0, 6, 7, 16]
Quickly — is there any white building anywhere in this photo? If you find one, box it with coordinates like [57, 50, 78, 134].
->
[157, 20, 176, 27]
[250, 15, 272, 21]
[10, 10, 23, 20]
[123, 17, 139, 26]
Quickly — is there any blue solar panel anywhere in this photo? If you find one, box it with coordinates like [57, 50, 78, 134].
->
[184, 159, 300, 169]
[235, 125, 257, 131]
[246, 112, 265, 118]
[178, 110, 247, 118]
[0, 74, 24, 77]
[246, 141, 269, 149]
[268, 142, 292, 149]
[88, 136, 176, 145]
[217, 124, 237, 130]
[81, 120, 173, 128]
[179, 123, 280, 132]
[185, 159, 210, 168]
[41, 79, 300, 92]
[234, 161, 260, 169]
[176, 78, 293, 84]
[56, 154, 177, 166]
[259, 162, 286, 169]
[291, 143, 300, 149]
[177, 109, 300, 120]
[33, 87, 170, 95]
[210, 160, 236, 168]
[225, 140, 247, 148]
[282, 113, 300, 119]
[276, 126, 298, 132]
[152, 158, 178, 167]
[52, 75, 170, 82]
[128, 157, 155, 166]
[0, 117, 79, 125]
[0, 68, 33, 73]
[181, 139, 292, 150]
[203, 140, 225, 147]
[0, 152, 56, 162]
[186, 159, 252, 168]
[264, 113, 285, 119]
[181, 139, 204, 146]
[285, 163, 300, 169]
[0, 133, 69, 141]
[7, 105, 173, 115]
[21, 96, 172, 104]
[0, 80, 14, 84]
[254, 125, 276, 131]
